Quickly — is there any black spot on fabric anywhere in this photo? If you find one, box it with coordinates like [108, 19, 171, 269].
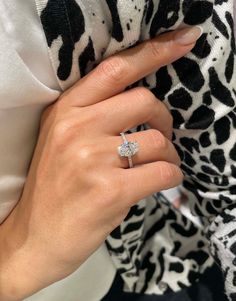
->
[168, 88, 192, 110]
[177, 282, 188, 289]
[109, 225, 122, 239]
[215, 0, 229, 4]
[199, 132, 211, 147]
[151, 67, 172, 100]
[184, 1, 213, 25]
[124, 205, 145, 220]
[230, 143, 236, 161]
[186, 106, 215, 129]
[184, 151, 196, 167]
[214, 175, 229, 187]
[174, 143, 184, 161]
[182, 0, 195, 14]
[171, 222, 198, 237]
[144, 217, 166, 242]
[225, 52, 235, 83]
[182, 164, 195, 176]
[140, 249, 165, 294]
[145, 0, 154, 24]
[233, 272, 236, 286]
[172, 132, 176, 141]
[197, 241, 205, 248]
[200, 156, 209, 163]
[214, 116, 231, 145]
[123, 220, 144, 234]
[230, 242, 236, 255]
[219, 194, 234, 205]
[230, 186, 236, 195]
[180, 137, 200, 153]
[210, 149, 226, 172]
[186, 250, 209, 265]
[105, 240, 124, 255]
[203, 91, 212, 105]
[191, 33, 211, 59]
[79, 37, 95, 77]
[209, 67, 235, 107]
[173, 57, 205, 92]
[225, 12, 236, 83]
[171, 241, 182, 255]
[212, 199, 222, 209]
[231, 165, 236, 178]
[149, 0, 180, 38]
[140, 251, 156, 293]
[41, 0, 85, 81]
[206, 202, 218, 214]
[171, 110, 185, 128]
[169, 262, 184, 273]
[149, 202, 161, 216]
[228, 229, 236, 238]
[212, 9, 229, 39]
[226, 12, 236, 54]
[105, 0, 124, 42]
[196, 173, 212, 184]
[201, 165, 219, 176]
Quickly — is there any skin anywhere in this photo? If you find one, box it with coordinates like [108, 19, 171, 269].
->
[0, 27, 200, 300]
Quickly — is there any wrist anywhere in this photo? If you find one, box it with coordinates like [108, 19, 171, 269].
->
[0, 210, 46, 301]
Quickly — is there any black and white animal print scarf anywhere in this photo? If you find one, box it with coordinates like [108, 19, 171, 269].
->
[34, 1, 236, 300]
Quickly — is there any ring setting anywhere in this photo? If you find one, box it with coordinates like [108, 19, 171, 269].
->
[118, 132, 139, 168]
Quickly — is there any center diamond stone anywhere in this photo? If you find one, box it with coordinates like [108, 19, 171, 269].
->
[118, 141, 139, 157]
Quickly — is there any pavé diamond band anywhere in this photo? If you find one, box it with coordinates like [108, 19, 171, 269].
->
[117, 132, 139, 168]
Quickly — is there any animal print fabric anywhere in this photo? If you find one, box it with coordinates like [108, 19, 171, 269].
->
[34, 0, 236, 299]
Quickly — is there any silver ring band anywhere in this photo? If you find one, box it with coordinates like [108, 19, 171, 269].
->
[117, 132, 139, 168]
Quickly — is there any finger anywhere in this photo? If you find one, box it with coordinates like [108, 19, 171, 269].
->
[121, 162, 183, 206]
[92, 87, 173, 140]
[113, 130, 181, 168]
[63, 26, 202, 107]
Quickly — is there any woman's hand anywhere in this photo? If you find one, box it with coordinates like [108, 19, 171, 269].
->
[0, 27, 201, 300]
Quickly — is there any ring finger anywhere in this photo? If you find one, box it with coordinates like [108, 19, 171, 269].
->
[109, 129, 181, 168]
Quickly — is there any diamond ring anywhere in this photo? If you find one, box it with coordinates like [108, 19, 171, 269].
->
[117, 132, 139, 168]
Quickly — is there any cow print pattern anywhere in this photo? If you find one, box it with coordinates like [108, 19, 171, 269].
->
[34, 0, 236, 299]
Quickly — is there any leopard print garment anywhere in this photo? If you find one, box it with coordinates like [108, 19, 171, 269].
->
[34, 0, 236, 299]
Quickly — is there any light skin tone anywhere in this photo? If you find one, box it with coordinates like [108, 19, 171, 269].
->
[0, 26, 202, 300]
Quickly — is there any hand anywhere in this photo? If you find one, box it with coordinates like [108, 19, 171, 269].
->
[0, 26, 201, 300]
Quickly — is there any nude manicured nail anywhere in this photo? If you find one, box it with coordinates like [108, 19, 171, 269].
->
[174, 26, 203, 45]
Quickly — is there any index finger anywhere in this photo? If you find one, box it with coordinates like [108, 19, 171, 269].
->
[63, 26, 203, 107]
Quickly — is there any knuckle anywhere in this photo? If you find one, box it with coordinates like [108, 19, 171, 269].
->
[98, 56, 127, 84]
[148, 129, 168, 150]
[160, 162, 176, 185]
[95, 175, 121, 206]
[160, 163, 183, 186]
[134, 87, 155, 105]
[147, 39, 163, 59]
[76, 145, 95, 163]
[52, 120, 73, 148]
[134, 88, 157, 118]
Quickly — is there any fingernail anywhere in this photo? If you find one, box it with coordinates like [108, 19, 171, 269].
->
[174, 26, 203, 45]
